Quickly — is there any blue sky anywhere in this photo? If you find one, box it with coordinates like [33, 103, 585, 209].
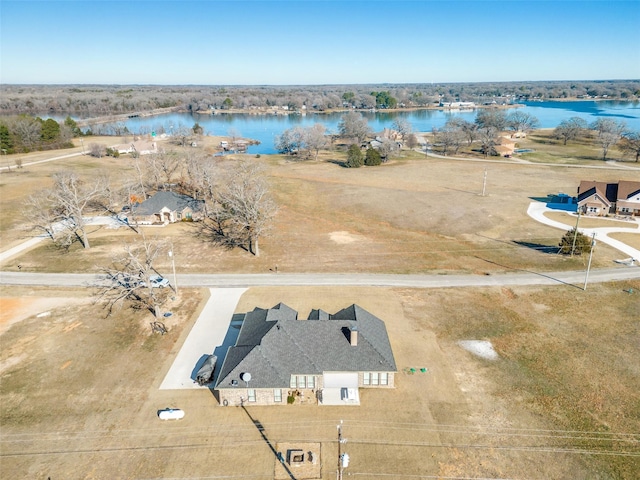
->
[1, 0, 639, 85]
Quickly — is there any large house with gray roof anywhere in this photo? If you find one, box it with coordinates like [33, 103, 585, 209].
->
[215, 303, 396, 406]
[124, 191, 204, 225]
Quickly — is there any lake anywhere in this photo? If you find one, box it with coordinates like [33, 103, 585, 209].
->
[114, 100, 640, 154]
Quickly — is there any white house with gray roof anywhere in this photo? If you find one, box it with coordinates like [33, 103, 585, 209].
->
[215, 303, 396, 406]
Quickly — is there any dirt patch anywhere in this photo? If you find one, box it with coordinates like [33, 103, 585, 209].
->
[329, 230, 366, 244]
[0, 296, 90, 336]
[458, 339, 499, 360]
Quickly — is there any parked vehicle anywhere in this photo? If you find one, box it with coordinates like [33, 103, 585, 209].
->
[157, 408, 184, 420]
[141, 275, 170, 288]
[196, 354, 217, 386]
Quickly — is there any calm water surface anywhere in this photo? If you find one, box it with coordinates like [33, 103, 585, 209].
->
[116, 100, 640, 154]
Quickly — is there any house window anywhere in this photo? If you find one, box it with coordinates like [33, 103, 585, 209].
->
[364, 372, 385, 385]
[274, 389, 282, 402]
[588, 207, 598, 213]
[248, 389, 256, 402]
[621, 207, 630, 213]
[290, 375, 314, 389]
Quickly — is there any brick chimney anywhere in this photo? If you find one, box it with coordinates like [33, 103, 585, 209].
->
[349, 325, 358, 346]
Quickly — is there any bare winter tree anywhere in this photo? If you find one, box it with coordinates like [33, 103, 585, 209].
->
[619, 131, 640, 162]
[392, 118, 413, 140]
[47, 172, 107, 249]
[210, 161, 276, 256]
[506, 111, 539, 135]
[590, 119, 626, 160]
[275, 126, 304, 155]
[25, 189, 74, 248]
[88, 143, 106, 158]
[97, 236, 170, 319]
[377, 137, 401, 161]
[304, 123, 329, 160]
[478, 127, 499, 157]
[183, 150, 216, 201]
[338, 111, 371, 143]
[11, 116, 41, 150]
[554, 117, 588, 145]
[434, 125, 465, 156]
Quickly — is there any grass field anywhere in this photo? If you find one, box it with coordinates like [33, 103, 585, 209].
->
[1, 283, 638, 478]
[1, 133, 640, 478]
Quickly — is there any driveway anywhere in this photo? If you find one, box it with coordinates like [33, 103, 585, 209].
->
[159, 288, 247, 390]
[527, 202, 640, 261]
[0, 215, 127, 263]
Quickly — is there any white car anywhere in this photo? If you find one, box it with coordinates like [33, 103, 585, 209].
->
[158, 408, 184, 420]
[141, 275, 170, 288]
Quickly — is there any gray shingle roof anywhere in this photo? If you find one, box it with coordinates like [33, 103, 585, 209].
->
[133, 191, 204, 215]
[215, 304, 397, 389]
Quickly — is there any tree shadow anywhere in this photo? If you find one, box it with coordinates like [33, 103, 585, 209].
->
[512, 241, 558, 254]
[444, 186, 481, 196]
[327, 159, 348, 168]
[241, 405, 298, 480]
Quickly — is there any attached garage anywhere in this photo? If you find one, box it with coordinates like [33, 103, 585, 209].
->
[320, 372, 360, 406]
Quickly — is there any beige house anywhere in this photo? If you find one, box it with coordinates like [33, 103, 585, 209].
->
[124, 191, 204, 225]
[577, 180, 640, 217]
[215, 304, 396, 407]
[112, 140, 158, 156]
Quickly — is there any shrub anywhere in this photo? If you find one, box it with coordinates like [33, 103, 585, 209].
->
[345, 144, 363, 168]
[559, 228, 593, 255]
[364, 147, 382, 166]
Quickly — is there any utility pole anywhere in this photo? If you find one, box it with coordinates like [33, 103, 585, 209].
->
[571, 209, 581, 257]
[168, 246, 178, 293]
[583, 233, 596, 291]
[481, 168, 487, 197]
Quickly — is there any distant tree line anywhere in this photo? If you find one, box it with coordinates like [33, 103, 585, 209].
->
[1, 80, 638, 117]
[0, 114, 82, 153]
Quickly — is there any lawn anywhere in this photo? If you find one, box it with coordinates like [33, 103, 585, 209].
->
[1, 137, 640, 479]
[1, 283, 638, 478]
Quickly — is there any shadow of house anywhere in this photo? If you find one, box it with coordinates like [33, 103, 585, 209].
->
[125, 191, 205, 225]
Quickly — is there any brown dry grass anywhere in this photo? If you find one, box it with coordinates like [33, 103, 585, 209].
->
[2, 140, 640, 478]
[1, 283, 638, 478]
[3, 147, 637, 274]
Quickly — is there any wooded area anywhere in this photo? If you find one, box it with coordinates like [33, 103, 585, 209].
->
[1, 80, 638, 117]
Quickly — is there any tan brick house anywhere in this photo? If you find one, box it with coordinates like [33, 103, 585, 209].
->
[215, 303, 397, 407]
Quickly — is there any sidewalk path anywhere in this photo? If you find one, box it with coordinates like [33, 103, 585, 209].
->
[159, 287, 247, 390]
[0, 216, 126, 264]
[527, 202, 640, 260]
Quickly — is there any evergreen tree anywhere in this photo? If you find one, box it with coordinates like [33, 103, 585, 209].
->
[364, 147, 382, 166]
[559, 228, 592, 255]
[346, 144, 363, 168]
[0, 123, 14, 153]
